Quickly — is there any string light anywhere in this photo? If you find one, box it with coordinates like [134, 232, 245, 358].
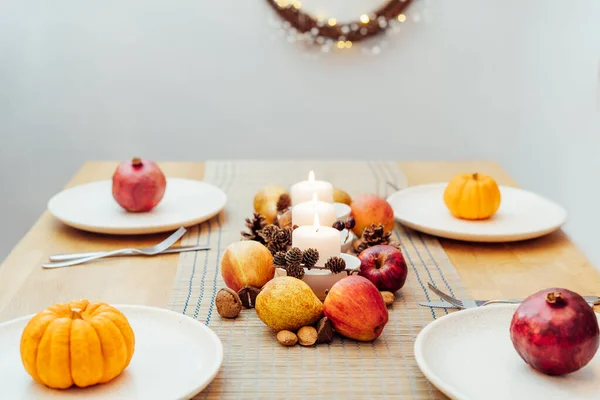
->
[265, 0, 422, 54]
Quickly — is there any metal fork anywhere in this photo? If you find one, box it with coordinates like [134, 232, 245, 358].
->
[427, 282, 479, 309]
[427, 282, 600, 309]
[42, 226, 187, 269]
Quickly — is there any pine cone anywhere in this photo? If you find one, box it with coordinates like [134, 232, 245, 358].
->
[240, 212, 267, 243]
[301, 248, 319, 270]
[269, 226, 293, 254]
[325, 256, 346, 274]
[273, 251, 287, 267]
[285, 262, 305, 279]
[356, 223, 393, 252]
[277, 193, 292, 213]
[257, 224, 287, 254]
[258, 224, 279, 242]
[285, 247, 303, 268]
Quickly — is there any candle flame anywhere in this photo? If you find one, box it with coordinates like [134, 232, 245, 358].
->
[314, 213, 320, 229]
[312, 192, 318, 202]
[308, 170, 315, 183]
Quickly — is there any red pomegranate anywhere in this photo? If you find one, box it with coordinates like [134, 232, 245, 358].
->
[509, 288, 599, 376]
[112, 157, 167, 212]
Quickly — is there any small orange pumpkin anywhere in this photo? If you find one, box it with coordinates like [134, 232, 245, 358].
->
[20, 299, 135, 389]
[443, 172, 501, 220]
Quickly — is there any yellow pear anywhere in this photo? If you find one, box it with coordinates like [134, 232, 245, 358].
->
[253, 185, 288, 224]
[255, 277, 323, 331]
[333, 187, 352, 205]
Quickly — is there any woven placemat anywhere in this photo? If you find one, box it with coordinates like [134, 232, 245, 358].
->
[168, 160, 469, 400]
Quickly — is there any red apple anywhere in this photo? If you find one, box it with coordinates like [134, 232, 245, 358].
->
[323, 275, 389, 342]
[350, 194, 395, 237]
[221, 241, 275, 292]
[112, 157, 167, 212]
[358, 245, 408, 292]
[510, 288, 599, 376]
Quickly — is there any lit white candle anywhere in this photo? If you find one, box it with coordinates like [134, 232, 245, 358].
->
[290, 171, 334, 205]
[292, 214, 341, 267]
[292, 193, 337, 227]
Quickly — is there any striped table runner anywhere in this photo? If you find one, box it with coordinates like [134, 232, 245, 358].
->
[168, 160, 469, 399]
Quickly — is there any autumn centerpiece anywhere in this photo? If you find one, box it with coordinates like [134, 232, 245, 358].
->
[216, 176, 405, 347]
[20, 299, 135, 389]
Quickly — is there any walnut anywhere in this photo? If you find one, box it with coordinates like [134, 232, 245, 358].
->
[381, 291, 395, 307]
[216, 288, 242, 318]
[276, 330, 298, 346]
[297, 326, 318, 346]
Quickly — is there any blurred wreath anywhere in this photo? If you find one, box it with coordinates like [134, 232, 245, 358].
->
[265, 0, 413, 48]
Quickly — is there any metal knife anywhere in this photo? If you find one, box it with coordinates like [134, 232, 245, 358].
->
[48, 245, 211, 262]
[420, 297, 600, 309]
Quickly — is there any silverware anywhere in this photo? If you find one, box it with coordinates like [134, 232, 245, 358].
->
[48, 245, 211, 261]
[42, 227, 187, 269]
[427, 282, 478, 309]
[419, 300, 600, 309]
[425, 283, 600, 309]
[386, 181, 401, 191]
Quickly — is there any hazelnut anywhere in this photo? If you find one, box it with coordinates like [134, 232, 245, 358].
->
[216, 288, 242, 318]
[237, 286, 261, 309]
[297, 326, 318, 346]
[381, 291, 395, 307]
[277, 330, 298, 346]
[316, 317, 334, 344]
[277, 209, 292, 229]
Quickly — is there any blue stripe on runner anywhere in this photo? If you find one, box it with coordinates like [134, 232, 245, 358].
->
[379, 162, 456, 306]
[182, 213, 210, 315]
[192, 162, 227, 320]
[416, 232, 457, 297]
[366, 161, 437, 319]
[205, 161, 233, 325]
[368, 161, 433, 397]
[194, 218, 214, 321]
[377, 161, 451, 316]
[372, 161, 436, 398]
[181, 161, 224, 316]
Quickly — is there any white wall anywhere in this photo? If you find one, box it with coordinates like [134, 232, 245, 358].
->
[1, 0, 599, 267]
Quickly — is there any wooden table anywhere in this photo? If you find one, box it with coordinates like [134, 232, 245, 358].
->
[2, 160, 599, 323]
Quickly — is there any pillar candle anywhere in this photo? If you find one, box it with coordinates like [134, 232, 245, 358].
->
[290, 171, 334, 205]
[292, 214, 341, 267]
[292, 193, 337, 227]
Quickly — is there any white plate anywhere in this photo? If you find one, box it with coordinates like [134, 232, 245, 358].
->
[414, 304, 600, 400]
[387, 183, 567, 242]
[48, 178, 227, 235]
[0, 305, 223, 400]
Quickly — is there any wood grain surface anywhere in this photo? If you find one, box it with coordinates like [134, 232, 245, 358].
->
[398, 161, 600, 305]
[0, 160, 598, 322]
[0, 162, 204, 321]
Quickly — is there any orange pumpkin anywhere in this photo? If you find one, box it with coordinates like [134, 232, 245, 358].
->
[20, 299, 135, 389]
[443, 172, 501, 220]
